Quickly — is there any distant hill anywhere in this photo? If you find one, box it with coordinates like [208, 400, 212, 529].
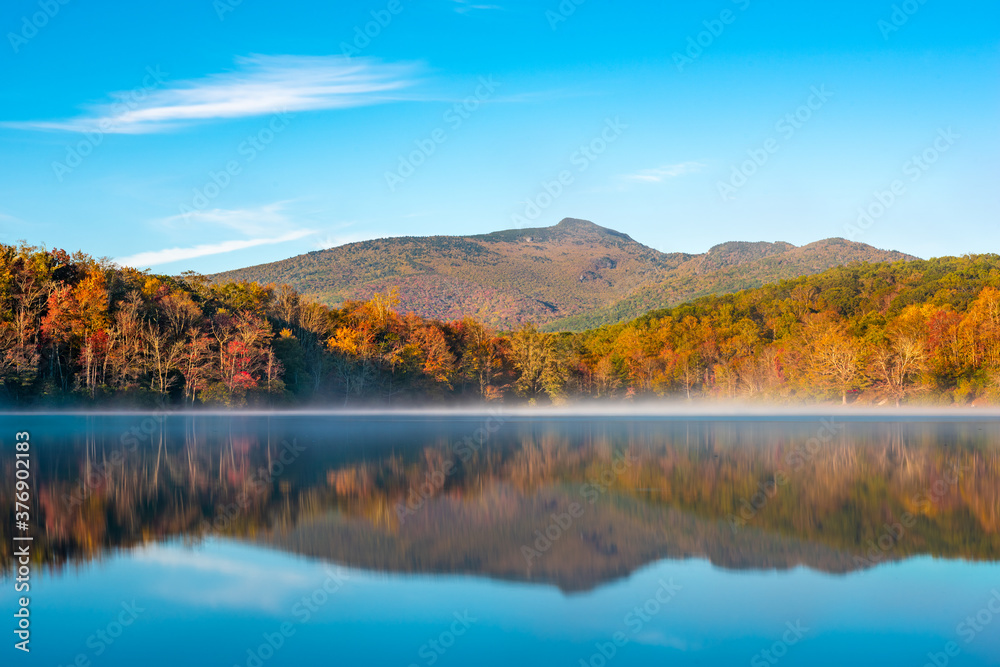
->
[212, 218, 916, 330]
[545, 237, 918, 331]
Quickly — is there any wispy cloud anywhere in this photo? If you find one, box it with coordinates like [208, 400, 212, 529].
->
[621, 161, 705, 183]
[134, 545, 309, 586]
[633, 631, 693, 651]
[5, 55, 420, 134]
[117, 203, 315, 268]
[159, 201, 299, 237]
[452, 0, 503, 13]
[133, 544, 315, 612]
[313, 232, 389, 250]
[115, 230, 314, 268]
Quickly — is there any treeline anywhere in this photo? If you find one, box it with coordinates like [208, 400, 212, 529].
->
[590, 253, 1000, 405]
[0, 243, 514, 406]
[3, 243, 1000, 406]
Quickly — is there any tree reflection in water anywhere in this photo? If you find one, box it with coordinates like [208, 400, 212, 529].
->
[2, 415, 998, 591]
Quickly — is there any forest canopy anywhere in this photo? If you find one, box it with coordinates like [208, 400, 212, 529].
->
[3, 242, 1000, 407]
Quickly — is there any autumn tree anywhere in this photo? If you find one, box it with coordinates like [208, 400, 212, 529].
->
[455, 318, 507, 399]
[805, 319, 866, 404]
[209, 311, 280, 405]
[510, 324, 567, 402]
[143, 322, 185, 394]
[869, 308, 928, 406]
[180, 333, 215, 404]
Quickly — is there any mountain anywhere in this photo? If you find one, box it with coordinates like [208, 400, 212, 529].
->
[256, 493, 865, 593]
[212, 218, 916, 330]
[545, 237, 919, 331]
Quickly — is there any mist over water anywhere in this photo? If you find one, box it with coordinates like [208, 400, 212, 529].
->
[9, 398, 1000, 418]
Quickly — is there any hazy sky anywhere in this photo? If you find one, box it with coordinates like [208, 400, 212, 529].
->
[1, 0, 997, 273]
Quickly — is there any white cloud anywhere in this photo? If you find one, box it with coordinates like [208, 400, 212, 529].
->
[621, 161, 705, 183]
[115, 230, 315, 268]
[452, 0, 503, 12]
[130, 542, 360, 614]
[133, 544, 309, 586]
[632, 631, 693, 651]
[159, 201, 299, 237]
[132, 544, 316, 612]
[4, 55, 420, 134]
[116, 202, 319, 268]
[313, 231, 390, 250]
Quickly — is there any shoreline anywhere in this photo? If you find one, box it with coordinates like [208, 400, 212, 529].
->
[5, 402, 1000, 420]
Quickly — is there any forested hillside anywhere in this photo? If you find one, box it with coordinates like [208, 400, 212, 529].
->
[2, 242, 1000, 407]
[212, 218, 914, 329]
[544, 237, 920, 331]
[576, 254, 1000, 405]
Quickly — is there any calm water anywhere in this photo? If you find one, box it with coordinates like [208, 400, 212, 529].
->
[2, 414, 999, 666]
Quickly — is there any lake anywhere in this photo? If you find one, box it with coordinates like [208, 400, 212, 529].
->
[2, 413, 999, 666]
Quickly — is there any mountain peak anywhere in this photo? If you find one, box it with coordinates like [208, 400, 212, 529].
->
[473, 218, 637, 244]
[555, 217, 599, 229]
[554, 218, 634, 241]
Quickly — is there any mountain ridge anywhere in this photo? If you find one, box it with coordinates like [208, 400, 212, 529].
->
[212, 218, 916, 329]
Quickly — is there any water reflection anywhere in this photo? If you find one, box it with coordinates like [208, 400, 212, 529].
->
[2, 415, 998, 590]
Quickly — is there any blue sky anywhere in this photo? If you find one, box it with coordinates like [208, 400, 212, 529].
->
[1, 0, 997, 273]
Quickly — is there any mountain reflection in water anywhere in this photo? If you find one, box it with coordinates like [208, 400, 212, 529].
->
[2, 414, 998, 591]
